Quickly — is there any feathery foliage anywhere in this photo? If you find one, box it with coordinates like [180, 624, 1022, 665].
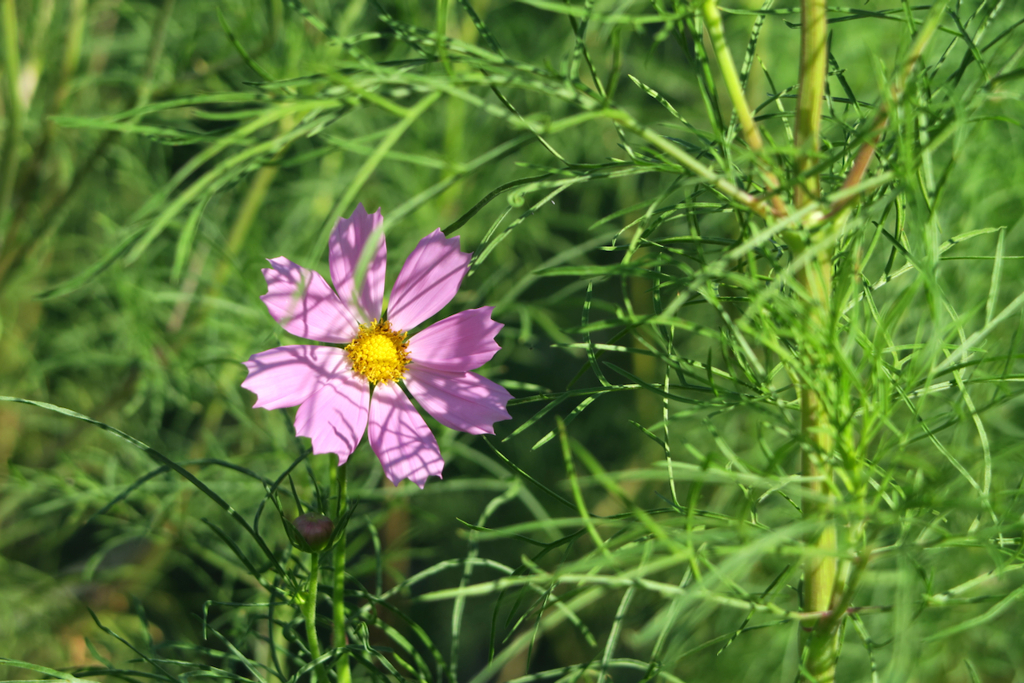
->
[2, 0, 1024, 681]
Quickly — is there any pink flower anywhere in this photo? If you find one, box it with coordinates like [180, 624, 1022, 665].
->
[242, 205, 513, 487]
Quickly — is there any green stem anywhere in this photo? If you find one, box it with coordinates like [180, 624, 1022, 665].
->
[792, 1, 840, 680]
[136, 0, 176, 111]
[794, 0, 828, 209]
[629, 121, 771, 217]
[701, 0, 762, 154]
[701, 0, 787, 217]
[786, 236, 840, 683]
[0, 0, 23, 241]
[798, 355, 839, 683]
[303, 552, 329, 683]
[333, 463, 351, 683]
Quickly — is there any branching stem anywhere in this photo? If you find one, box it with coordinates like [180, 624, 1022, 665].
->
[828, 1, 949, 217]
[701, 0, 788, 217]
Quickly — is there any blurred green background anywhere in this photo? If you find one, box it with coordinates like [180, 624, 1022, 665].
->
[2, 0, 1024, 681]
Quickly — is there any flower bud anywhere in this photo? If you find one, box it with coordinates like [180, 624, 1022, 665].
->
[291, 513, 334, 552]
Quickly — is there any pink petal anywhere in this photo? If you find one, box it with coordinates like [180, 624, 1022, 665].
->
[386, 229, 471, 331]
[407, 307, 502, 372]
[329, 204, 386, 321]
[404, 366, 512, 435]
[294, 365, 370, 464]
[242, 345, 347, 410]
[260, 257, 360, 343]
[367, 382, 444, 488]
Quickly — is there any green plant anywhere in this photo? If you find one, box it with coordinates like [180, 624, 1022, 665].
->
[3, 1, 1024, 681]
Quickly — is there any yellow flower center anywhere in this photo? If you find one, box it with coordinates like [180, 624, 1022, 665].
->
[346, 319, 409, 384]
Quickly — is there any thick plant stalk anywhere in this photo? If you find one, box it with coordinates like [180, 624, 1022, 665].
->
[793, 0, 840, 681]
[797, 334, 840, 682]
[794, 0, 828, 208]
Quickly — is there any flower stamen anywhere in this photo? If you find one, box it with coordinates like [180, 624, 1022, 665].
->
[346, 319, 409, 384]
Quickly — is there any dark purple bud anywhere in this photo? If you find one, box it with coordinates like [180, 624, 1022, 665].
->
[291, 513, 334, 552]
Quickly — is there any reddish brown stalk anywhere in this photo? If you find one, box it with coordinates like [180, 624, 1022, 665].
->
[827, 123, 885, 218]
[827, 3, 947, 216]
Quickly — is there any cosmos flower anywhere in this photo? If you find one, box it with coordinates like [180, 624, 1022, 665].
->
[242, 205, 512, 487]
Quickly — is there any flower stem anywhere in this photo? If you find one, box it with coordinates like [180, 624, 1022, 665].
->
[333, 463, 351, 683]
[303, 552, 329, 683]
